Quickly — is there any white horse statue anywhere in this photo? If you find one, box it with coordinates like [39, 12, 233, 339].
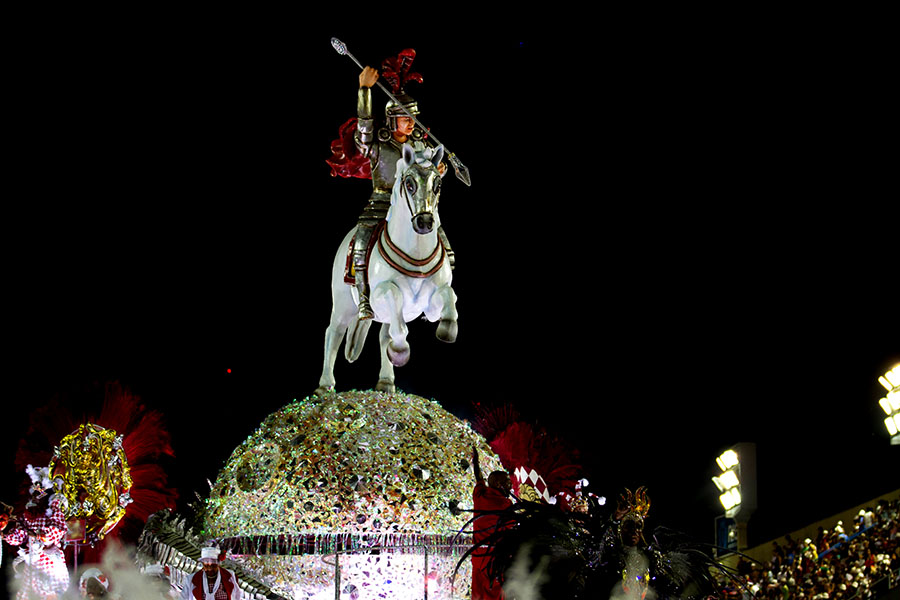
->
[316, 144, 458, 395]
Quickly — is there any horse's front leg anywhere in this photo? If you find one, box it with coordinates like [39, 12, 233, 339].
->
[372, 280, 410, 367]
[316, 290, 357, 395]
[376, 323, 396, 393]
[426, 282, 458, 343]
[315, 316, 346, 396]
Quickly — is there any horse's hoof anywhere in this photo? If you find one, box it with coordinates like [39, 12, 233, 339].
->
[387, 343, 410, 367]
[376, 380, 395, 393]
[313, 386, 334, 397]
[436, 319, 458, 343]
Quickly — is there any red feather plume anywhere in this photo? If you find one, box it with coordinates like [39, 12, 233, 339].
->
[380, 48, 423, 94]
[471, 403, 583, 504]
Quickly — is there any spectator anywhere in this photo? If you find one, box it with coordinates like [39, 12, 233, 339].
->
[859, 507, 875, 531]
[720, 494, 899, 598]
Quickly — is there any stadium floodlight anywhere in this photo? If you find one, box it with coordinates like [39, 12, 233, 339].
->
[712, 456, 743, 514]
[716, 449, 739, 472]
[711, 443, 756, 552]
[876, 365, 900, 444]
[879, 365, 900, 391]
[879, 392, 900, 415]
[886, 415, 899, 436]
[719, 492, 734, 510]
[719, 489, 741, 511]
[715, 469, 740, 491]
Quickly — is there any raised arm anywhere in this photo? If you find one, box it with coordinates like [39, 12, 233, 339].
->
[472, 445, 484, 486]
[355, 66, 378, 157]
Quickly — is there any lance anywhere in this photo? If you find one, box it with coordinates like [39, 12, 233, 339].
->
[331, 37, 472, 187]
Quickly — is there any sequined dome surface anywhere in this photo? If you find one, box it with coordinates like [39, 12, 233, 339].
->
[205, 390, 502, 540]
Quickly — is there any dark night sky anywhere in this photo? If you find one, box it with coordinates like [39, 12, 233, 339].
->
[3, 13, 897, 558]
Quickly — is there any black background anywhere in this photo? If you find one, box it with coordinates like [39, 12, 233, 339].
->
[2, 11, 897, 565]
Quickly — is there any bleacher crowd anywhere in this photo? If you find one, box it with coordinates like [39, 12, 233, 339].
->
[722, 495, 900, 599]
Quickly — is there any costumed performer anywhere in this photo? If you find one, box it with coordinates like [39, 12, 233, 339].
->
[79, 567, 110, 598]
[327, 47, 451, 320]
[182, 544, 239, 600]
[473, 486, 733, 599]
[471, 445, 513, 600]
[1, 465, 70, 600]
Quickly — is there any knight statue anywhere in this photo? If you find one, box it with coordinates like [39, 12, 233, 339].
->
[328, 48, 454, 320]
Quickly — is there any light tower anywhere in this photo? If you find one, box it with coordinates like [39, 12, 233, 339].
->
[712, 442, 757, 553]
[877, 364, 900, 445]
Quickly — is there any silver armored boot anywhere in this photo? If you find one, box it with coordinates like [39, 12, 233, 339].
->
[353, 222, 376, 320]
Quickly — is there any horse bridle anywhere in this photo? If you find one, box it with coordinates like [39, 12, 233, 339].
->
[401, 163, 441, 224]
[380, 165, 446, 278]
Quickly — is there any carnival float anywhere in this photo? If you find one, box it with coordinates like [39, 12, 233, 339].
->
[2, 37, 733, 600]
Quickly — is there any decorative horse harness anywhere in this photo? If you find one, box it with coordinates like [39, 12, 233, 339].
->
[344, 220, 448, 284]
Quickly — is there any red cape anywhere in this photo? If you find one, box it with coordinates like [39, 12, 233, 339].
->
[326, 118, 372, 180]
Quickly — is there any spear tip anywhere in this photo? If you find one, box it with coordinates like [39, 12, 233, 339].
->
[331, 37, 347, 56]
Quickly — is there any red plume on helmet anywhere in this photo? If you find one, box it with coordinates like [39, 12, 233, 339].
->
[380, 48, 423, 95]
[14, 380, 177, 562]
[470, 403, 583, 507]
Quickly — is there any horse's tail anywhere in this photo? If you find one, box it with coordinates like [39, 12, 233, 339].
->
[344, 318, 372, 363]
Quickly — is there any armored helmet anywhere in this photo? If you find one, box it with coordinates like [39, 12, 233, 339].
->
[379, 49, 424, 139]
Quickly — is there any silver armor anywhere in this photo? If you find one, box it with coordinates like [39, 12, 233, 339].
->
[352, 87, 454, 319]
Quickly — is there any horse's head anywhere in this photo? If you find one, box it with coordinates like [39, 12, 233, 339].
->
[390, 143, 444, 235]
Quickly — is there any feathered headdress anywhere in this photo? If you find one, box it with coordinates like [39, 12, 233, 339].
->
[25, 464, 53, 495]
[24, 464, 67, 515]
[471, 403, 583, 506]
[619, 486, 651, 522]
[380, 48, 423, 95]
